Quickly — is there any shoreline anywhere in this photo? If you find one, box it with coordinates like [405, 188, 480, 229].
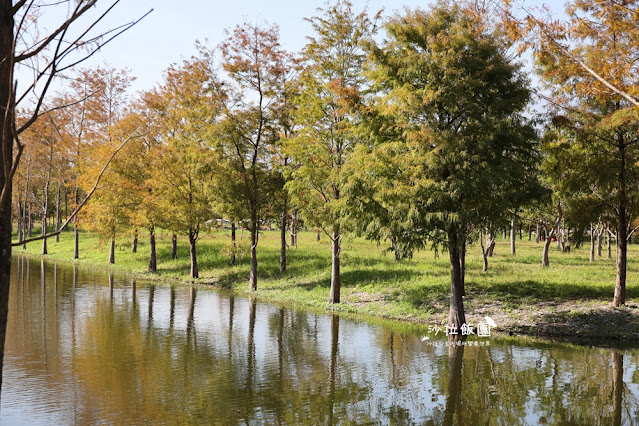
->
[14, 234, 639, 345]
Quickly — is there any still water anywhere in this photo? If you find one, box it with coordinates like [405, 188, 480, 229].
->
[2, 256, 639, 424]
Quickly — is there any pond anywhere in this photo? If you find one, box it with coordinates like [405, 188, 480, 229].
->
[2, 256, 639, 424]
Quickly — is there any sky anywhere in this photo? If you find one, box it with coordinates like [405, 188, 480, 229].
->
[21, 0, 566, 97]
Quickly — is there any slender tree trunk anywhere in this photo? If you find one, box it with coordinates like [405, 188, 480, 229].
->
[148, 227, 157, 272]
[614, 218, 627, 307]
[280, 198, 287, 273]
[290, 210, 298, 248]
[23, 158, 30, 242]
[480, 230, 488, 272]
[607, 229, 612, 259]
[510, 213, 516, 255]
[109, 235, 115, 264]
[41, 217, 47, 254]
[229, 223, 236, 265]
[249, 215, 257, 291]
[486, 232, 495, 257]
[390, 236, 400, 262]
[0, 5, 16, 391]
[63, 189, 68, 231]
[447, 228, 465, 329]
[132, 229, 138, 253]
[41, 165, 50, 255]
[17, 199, 22, 244]
[316, 230, 320, 241]
[329, 224, 341, 304]
[542, 227, 553, 267]
[189, 229, 199, 279]
[55, 182, 61, 243]
[597, 225, 603, 257]
[528, 224, 532, 241]
[613, 138, 628, 307]
[535, 221, 540, 243]
[171, 232, 177, 260]
[590, 224, 595, 262]
[73, 187, 79, 259]
[73, 222, 79, 259]
[555, 225, 560, 250]
[27, 197, 32, 237]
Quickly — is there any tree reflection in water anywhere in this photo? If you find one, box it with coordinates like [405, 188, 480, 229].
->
[0, 257, 638, 424]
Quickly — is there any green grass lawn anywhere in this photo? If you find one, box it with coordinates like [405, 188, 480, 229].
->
[14, 227, 639, 339]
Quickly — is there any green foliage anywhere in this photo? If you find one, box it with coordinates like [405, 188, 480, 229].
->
[143, 52, 222, 238]
[285, 0, 378, 236]
[350, 3, 537, 255]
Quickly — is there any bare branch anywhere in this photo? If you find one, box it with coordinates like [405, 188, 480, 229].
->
[15, 0, 95, 62]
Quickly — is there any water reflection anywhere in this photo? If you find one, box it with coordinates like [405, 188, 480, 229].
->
[2, 256, 639, 424]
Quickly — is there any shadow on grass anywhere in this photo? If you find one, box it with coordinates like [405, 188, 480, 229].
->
[517, 306, 639, 342]
[474, 279, 639, 301]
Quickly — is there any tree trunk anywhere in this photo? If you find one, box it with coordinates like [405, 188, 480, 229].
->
[614, 217, 627, 307]
[189, 229, 199, 279]
[447, 229, 466, 329]
[41, 162, 50, 255]
[17, 199, 22, 244]
[73, 222, 79, 259]
[528, 224, 532, 241]
[597, 225, 603, 257]
[27, 195, 32, 237]
[316, 230, 320, 241]
[249, 217, 257, 291]
[329, 225, 341, 304]
[480, 230, 488, 272]
[535, 221, 540, 243]
[148, 227, 157, 272]
[486, 232, 495, 257]
[390, 236, 400, 262]
[542, 228, 553, 267]
[290, 210, 298, 249]
[41, 216, 47, 255]
[555, 226, 561, 250]
[132, 229, 138, 253]
[171, 232, 177, 260]
[280, 199, 287, 273]
[23, 159, 30, 242]
[510, 213, 516, 255]
[590, 224, 595, 262]
[109, 236, 115, 264]
[0, 4, 16, 391]
[607, 230, 612, 259]
[229, 223, 236, 266]
[55, 182, 61, 243]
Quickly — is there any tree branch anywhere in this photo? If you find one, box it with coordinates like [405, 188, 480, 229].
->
[13, 127, 148, 246]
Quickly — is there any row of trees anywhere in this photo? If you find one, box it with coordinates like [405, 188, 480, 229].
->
[11, 0, 639, 334]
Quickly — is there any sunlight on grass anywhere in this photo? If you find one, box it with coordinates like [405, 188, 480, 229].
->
[15, 228, 637, 324]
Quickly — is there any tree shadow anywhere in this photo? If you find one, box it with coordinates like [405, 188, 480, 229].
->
[516, 307, 639, 343]
[473, 279, 639, 301]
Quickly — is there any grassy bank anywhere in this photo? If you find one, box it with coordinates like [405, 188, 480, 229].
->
[14, 227, 639, 341]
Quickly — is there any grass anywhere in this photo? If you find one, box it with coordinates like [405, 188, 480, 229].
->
[14, 227, 639, 341]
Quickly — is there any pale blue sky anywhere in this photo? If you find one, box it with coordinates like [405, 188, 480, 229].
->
[23, 1, 565, 96]
[77, 0, 431, 93]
